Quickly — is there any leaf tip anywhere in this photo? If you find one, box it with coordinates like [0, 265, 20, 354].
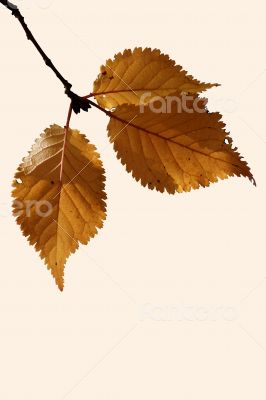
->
[53, 270, 65, 292]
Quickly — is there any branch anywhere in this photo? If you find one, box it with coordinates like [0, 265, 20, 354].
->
[0, 0, 91, 114]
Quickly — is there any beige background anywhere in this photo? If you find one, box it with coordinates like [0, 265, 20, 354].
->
[0, 0, 266, 398]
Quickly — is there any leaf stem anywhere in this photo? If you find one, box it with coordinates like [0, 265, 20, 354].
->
[59, 101, 73, 182]
[84, 93, 94, 99]
[84, 98, 138, 126]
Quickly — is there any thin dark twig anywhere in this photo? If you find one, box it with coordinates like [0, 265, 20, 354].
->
[0, 0, 71, 92]
[0, 0, 91, 114]
[0, 0, 132, 122]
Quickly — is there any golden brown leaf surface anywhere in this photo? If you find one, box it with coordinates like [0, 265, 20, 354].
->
[107, 104, 254, 193]
[93, 48, 218, 109]
[12, 125, 106, 291]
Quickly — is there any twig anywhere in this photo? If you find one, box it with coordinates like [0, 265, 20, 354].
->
[0, 0, 133, 124]
[0, 0, 91, 114]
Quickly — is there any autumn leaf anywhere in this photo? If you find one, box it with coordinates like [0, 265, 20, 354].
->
[12, 125, 106, 291]
[107, 102, 255, 193]
[93, 48, 218, 109]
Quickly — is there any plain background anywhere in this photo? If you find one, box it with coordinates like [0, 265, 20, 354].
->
[0, 0, 265, 398]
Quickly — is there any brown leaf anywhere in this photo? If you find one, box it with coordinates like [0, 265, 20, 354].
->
[93, 48, 218, 109]
[107, 103, 255, 194]
[12, 125, 106, 291]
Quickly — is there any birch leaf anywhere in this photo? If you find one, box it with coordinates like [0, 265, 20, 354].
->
[107, 103, 255, 193]
[93, 48, 218, 109]
[12, 124, 106, 291]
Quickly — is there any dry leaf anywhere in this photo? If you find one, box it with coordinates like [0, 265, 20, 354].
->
[93, 48, 218, 109]
[107, 103, 255, 193]
[12, 124, 106, 291]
